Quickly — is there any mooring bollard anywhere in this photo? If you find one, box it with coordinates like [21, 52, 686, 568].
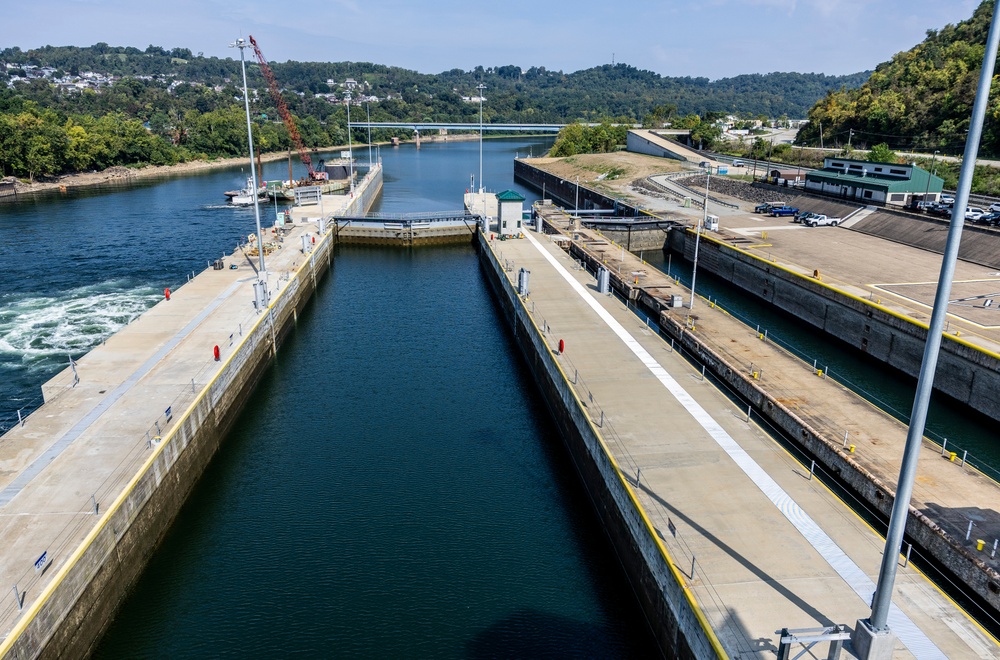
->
[809, 460, 815, 480]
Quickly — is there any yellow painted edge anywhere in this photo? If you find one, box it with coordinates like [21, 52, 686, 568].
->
[486, 231, 728, 659]
[686, 228, 1000, 362]
[0, 225, 335, 655]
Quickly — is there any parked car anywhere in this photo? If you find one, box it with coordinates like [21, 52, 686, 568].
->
[965, 206, 988, 221]
[794, 210, 818, 224]
[989, 202, 1000, 213]
[975, 211, 1000, 225]
[940, 194, 956, 205]
[769, 205, 800, 217]
[928, 204, 953, 218]
[754, 201, 786, 214]
[805, 214, 842, 227]
[732, 159, 745, 167]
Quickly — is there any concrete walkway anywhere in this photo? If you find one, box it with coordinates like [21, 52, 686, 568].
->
[0, 184, 367, 644]
[488, 226, 999, 658]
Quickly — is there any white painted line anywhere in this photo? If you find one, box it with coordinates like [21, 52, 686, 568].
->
[522, 230, 944, 659]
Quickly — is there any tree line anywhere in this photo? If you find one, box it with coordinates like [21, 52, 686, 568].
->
[0, 43, 871, 180]
[797, 0, 1000, 157]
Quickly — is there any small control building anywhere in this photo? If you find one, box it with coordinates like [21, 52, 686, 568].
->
[496, 190, 525, 237]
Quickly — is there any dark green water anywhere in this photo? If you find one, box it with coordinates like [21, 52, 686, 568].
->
[92, 139, 657, 657]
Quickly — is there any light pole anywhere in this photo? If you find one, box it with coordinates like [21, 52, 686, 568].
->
[477, 83, 486, 192]
[345, 92, 354, 194]
[689, 169, 709, 310]
[922, 150, 939, 205]
[366, 101, 373, 168]
[231, 38, 265, 277]
[858, 1, 1000, 654]
[574, 176, 579, 215]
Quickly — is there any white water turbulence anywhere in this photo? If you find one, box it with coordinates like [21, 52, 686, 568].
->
[0, 281, 161, 372]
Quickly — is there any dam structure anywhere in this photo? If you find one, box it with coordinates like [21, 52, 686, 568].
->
[2, 136, 1000, 657]
[0, 167, 381, 657]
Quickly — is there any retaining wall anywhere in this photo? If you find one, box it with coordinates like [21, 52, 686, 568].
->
[2, 174, 379, 658]
[514, 160, 642, 216]
[477, 230, 720, 659]
[655, 291, 1000, 622]
[675, 229, 1000, 424]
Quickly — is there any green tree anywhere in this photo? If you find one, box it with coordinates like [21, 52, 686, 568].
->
[867, 142, 898, 163]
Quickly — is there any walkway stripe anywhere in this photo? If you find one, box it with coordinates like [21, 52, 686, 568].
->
[522, 230, 945, 659]
[0, 280, 245, 508]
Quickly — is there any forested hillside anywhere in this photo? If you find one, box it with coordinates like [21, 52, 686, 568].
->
[0, 43, 869, 179]
[798, 0, 1000, 156]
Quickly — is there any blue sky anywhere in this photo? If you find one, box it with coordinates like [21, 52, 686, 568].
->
[1, 0, 983, 79]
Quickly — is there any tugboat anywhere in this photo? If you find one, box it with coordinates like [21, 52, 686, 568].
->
[227, 177, 266, 206]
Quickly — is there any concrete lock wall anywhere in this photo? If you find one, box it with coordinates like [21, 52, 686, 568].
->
[476, 230, 721, 660]
[4, 178, 377, 657]
[656, 306, 1000, 620]
[514, 160, 643, 217]
[677, 229, 1000, 424]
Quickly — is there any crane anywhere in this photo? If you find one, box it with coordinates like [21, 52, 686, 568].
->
[248, 35, 326, 181]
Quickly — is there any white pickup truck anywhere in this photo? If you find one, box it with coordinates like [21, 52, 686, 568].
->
[804, 214, 842, 227]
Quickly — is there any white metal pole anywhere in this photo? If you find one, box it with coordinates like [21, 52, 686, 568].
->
[867, 0, 1000, 637]
[367, 101, 373, 167]
[345, 92, 354, 194]
[477, 83, 486, 193]
[575, 176, 579, 215]
[233, 38, 265, 277]
[689, 169, 709, 310]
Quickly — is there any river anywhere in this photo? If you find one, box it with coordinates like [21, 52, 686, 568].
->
[1, 137, 653, 656]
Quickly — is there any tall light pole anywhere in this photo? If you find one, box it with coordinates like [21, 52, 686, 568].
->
[857, 1, 1000, 655]
[345, 91, 354, 194]
[477, 83, 486, 192]
[574, 176, 579, 215]
[689, 168, 709, 310]
[922, 150, 940, 205]
[366, 101, 373, 167]
[231, 38, 265, 277]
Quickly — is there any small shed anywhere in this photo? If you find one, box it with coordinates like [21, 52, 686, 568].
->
[496, 190, 525, 237]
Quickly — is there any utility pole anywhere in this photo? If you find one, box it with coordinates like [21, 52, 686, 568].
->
[848, 128, 854, 148]
[689, 169, 709, 311]
[477, 83, 486, 192]
[922, 150, 939, 204]
[819, 120, 824, 150]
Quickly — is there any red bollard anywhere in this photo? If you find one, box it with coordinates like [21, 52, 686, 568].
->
[164, 287, 171, 300]
[558, 339, 565, 354]
[312, 235, 316, 244]
[213, 345, 220, 361]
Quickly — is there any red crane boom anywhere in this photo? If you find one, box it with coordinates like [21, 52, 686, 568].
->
[248, 35, 322, 180]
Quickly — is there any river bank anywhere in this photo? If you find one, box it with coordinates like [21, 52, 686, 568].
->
[3, 133, 550, 198]
[2, 143, 358, 196]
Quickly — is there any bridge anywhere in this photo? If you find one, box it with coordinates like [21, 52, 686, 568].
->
[332, 210, 479, 246]
[332, 210, 477, 226]
[348, 122, 642, 132]
[348, 122, 565, 132]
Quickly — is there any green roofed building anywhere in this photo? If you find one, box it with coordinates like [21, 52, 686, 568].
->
[496, 190, 525, 237]
[804, 157, 944, 207]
